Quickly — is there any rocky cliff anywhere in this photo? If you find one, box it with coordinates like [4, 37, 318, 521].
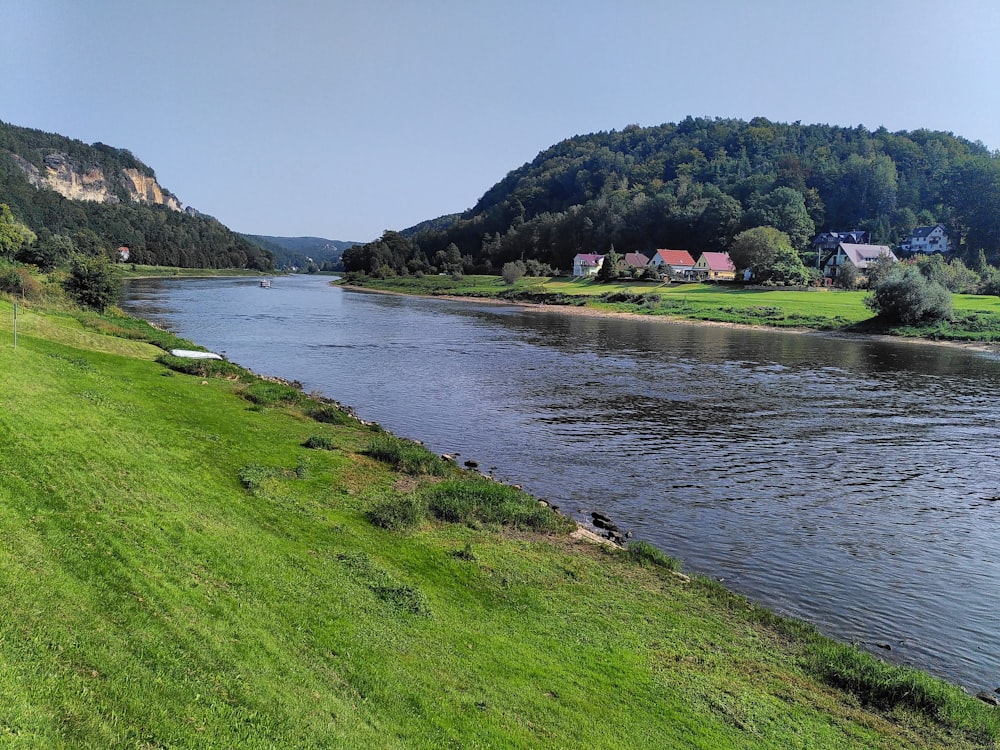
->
[9, 151, 183, 211]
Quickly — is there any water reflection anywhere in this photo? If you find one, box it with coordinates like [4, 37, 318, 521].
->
[123, 275, 1000, 691]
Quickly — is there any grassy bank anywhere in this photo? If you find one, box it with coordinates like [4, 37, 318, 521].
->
[0, 295, 997, 748]
[120, 265, 277, 279]
[337, 274, 1000, 342]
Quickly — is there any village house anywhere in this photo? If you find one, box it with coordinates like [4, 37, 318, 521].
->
[622, 252, 650, 270]
[647, 249, 696, 277]
[811, 231, 869, 268]
[900, 224, 951, 254]
[572, 253, 604, 277]
[823, 243, 898, 282]
[693, 252, 736, 281]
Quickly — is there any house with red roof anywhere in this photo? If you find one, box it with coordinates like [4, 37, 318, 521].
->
[647, 249, 696, 277]
[572, 253, 604, 277]
[693, 252, 736, 281]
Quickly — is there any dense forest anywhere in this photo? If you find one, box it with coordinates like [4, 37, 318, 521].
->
[0, 121, 273, 270]
[343, 117, 1000, 277]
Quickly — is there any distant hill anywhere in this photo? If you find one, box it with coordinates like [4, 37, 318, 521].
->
[244, 235, 362, 271]
[0, 120, 273, 270]
[346, 117, 1000, 276]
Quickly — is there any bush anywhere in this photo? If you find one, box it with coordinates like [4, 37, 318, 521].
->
[303, 435, 338, 450]
[63, 253, 121, 312]
[501, 260, 526, 285]
[306, 402, 356, 426]
[364, 434, 447, 475]
[0, 265, 43, 300]
[367, 494, 426, 531]
[865, 266, 953, 325]
[424, 478, 571, 532]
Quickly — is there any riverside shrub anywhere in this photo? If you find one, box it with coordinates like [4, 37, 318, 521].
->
[865, 267, 953, 325]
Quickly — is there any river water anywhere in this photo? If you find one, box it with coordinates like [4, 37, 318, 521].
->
[122, 274, 1000, 692]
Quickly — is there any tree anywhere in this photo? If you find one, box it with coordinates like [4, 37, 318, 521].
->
[0, 204, 35, 259]
[17, 231, 75, 271]
[63, 253, 121, 312]
[742, 187, 815, 251]
[501, 260, 526, 285]
[864, 266, 952, 325]
[865, 253, 896, 289]
[596, 246, 620, 282]
[729, 226, 793, 277]
[835, 258, 859, 289]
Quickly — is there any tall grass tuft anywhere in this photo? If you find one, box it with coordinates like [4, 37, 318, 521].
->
[241, 379, 304, 406]
[807, 641, 1000, 740]
[424, 478, 573, 532]
[364, 434, 447, 475]
[367, 494, 426, 531]
[623, 540, 680, 571]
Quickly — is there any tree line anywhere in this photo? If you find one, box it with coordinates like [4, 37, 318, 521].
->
[345, 118, 1000, 278]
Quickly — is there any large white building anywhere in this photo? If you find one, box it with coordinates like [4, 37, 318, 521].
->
[901, 224, 951, 254]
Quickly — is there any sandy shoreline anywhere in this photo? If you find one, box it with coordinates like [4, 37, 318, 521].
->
[337, 283, 1000, 355]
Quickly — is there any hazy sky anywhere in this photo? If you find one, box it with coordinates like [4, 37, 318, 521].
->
[3, 1, 999, 242]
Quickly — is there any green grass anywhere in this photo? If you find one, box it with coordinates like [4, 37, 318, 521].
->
[0, 293, 996, 748]
[340, 274, 1000, 341]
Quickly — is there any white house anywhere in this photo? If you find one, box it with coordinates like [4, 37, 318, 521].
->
[901, 224, 951, 254]
[823, 243, 898, 280]
[647, 249, 696, 276]
[572, 253, 604, 277]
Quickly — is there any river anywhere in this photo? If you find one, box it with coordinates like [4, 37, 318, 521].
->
[122, 273, 1000, 692]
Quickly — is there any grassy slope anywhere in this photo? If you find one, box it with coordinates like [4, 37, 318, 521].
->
[341, 275, 1000, 341]
[0, 297, 996, 749]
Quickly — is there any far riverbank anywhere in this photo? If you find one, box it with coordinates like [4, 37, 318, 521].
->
[334, 275, 1000, 354]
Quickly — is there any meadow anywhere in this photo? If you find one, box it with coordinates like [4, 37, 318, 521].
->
[0, 294, 997, 748]
[340, 274, 1000, 342]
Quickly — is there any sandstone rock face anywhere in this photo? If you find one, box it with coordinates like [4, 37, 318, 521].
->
[8, 151, 182, 211]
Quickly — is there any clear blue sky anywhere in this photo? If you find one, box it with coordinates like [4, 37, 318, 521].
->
[3, 1, 999, 243]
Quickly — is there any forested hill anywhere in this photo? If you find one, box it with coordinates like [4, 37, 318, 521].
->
[244, 235, 361, 271]
[347, 117, 1000, 276]
[0, 120, 272, 270]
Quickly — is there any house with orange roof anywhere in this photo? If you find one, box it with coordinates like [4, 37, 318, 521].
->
[647, 249, 696, 277]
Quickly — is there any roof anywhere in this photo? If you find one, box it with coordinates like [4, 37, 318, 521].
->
[622, 252, 649, 267]
[650, 249, 696, 267]
[573, 253, 604, 266]
[697, 252, 736, 272]
[911, 224, 945, 238]
[838, 243, 898, 269]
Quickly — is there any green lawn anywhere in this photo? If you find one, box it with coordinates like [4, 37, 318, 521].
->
[340, 274, 1000, 341]
[0, 295, 996, 748]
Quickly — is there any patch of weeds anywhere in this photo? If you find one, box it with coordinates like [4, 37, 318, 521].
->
[365, 434, 447, 476]
[307, 402, 356, 426]
[157, 354, 248, 380]
[303, 435, 338, 450]
[424, 478, 572, 533]
[623, 540, 680, 571]
[367, 494, 425, 531]
[448, 542, 476, 561]
[294, 456, 309, 480]
[238, 464, 280, 493]
[336, 551, 429, 616]
[47, 352, 95, 372]
[241, 380, 304, 407]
